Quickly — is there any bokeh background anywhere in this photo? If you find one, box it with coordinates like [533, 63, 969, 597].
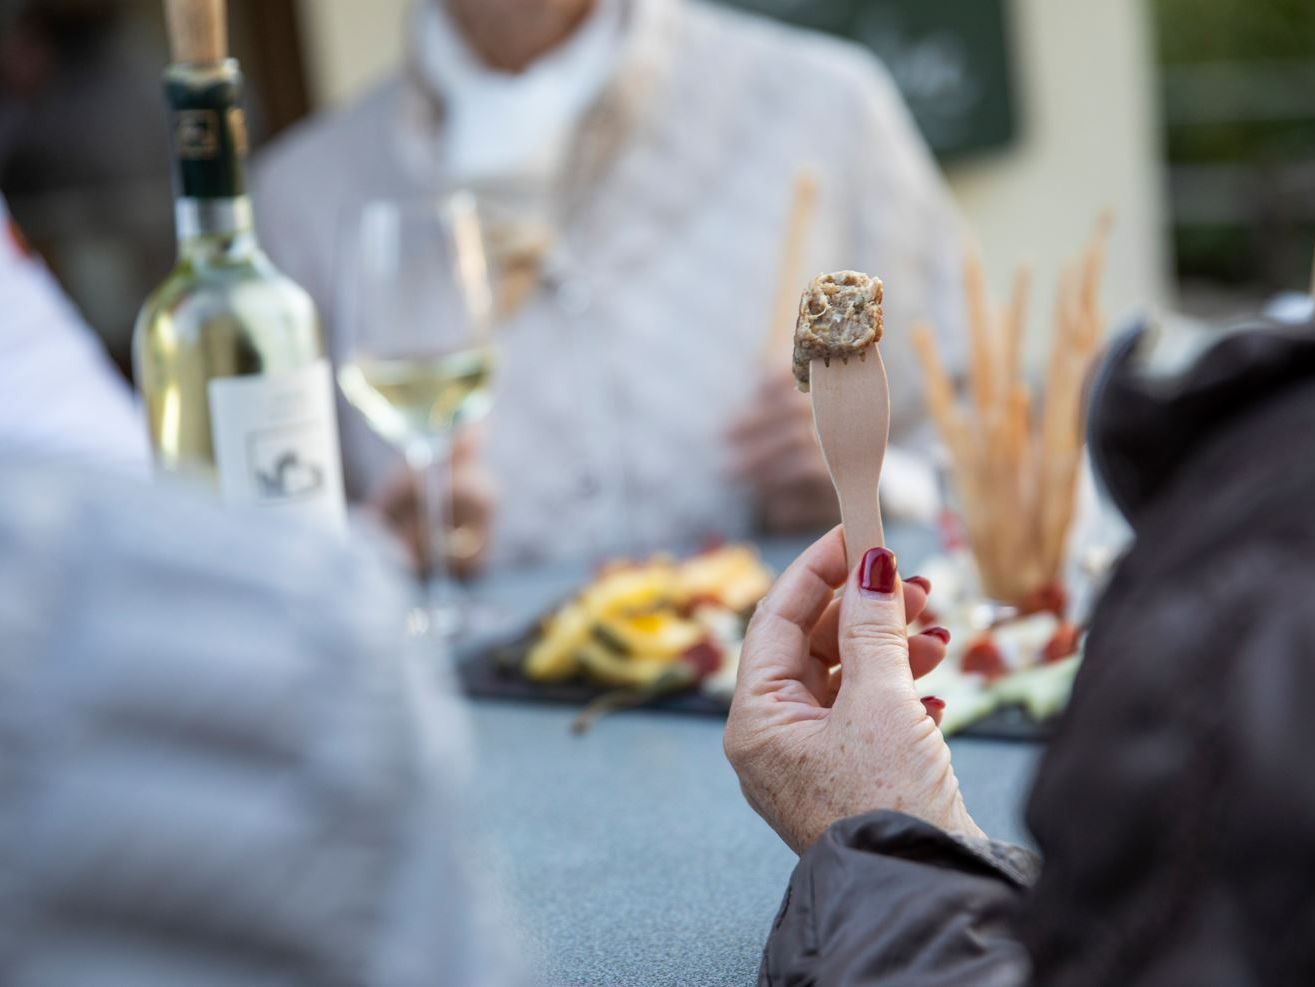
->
[2, 0, 1312, 377]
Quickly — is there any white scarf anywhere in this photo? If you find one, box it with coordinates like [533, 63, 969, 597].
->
[412, 0, 626, 187]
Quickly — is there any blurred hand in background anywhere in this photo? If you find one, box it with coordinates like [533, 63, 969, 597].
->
[728, 368, 838, 533]
[371, 424, 498, 579]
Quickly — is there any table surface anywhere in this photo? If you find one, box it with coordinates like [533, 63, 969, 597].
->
[462, 531, 1044, 987]
[469, 702, 1040, 987]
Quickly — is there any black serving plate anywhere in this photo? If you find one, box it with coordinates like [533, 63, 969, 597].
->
[456, 629, 1053, 741]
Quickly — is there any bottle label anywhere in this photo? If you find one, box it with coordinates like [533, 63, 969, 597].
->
[208, 360, 347, 530]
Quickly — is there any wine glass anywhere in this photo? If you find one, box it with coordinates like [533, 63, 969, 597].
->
[337, 194, 495, 639]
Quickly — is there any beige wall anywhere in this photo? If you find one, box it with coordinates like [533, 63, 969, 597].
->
[296, 0, 1170, 351]
[944, 0, 1170, 358]
[295, 0, 409, 109]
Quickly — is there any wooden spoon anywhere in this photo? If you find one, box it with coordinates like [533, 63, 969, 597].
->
[809, 350, 891, 569]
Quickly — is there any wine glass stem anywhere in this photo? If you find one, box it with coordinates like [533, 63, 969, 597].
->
[405, 435, 456, 636]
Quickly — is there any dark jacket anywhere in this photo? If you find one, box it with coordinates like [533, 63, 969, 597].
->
[761, 318, 1315, 986]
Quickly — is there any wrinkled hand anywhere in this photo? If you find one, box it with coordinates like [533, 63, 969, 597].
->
[724, 527, 981, 854]
[370, 425, 498, 579]
[728, 368, 838, 532]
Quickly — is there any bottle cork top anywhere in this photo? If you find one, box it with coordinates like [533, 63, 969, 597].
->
[164, 0, 228, 65]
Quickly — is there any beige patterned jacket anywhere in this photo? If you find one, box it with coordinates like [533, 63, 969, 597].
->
[254, 0, 965, 565]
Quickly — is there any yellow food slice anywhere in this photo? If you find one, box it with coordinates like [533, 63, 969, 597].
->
[525, 603, 592, 682]
[600, 612, 705, 661]
[678, 546, 773, 612]
[578, 641, 679, 688]
[579, 563, 683, 619]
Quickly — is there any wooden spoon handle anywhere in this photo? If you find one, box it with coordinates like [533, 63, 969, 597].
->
[807, 350, 891, 574]
[837, 484, 885, 571]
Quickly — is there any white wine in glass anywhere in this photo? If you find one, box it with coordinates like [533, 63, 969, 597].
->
[338, 348, 495, 451]
[337, 194, 494, 638]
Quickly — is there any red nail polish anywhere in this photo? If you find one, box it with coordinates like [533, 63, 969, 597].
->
[921, 695, 946, 726]
[906, 575, 932, 593]
[920, 626, 952, 645]
[858, 547, 898, 595]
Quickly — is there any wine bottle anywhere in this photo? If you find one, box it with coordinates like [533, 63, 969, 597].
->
[133, 0, 345, 528]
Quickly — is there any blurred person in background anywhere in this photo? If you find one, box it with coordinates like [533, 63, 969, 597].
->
[0, 0, 178, 363]
[253, 0, 964, 569]
[0, 192, 146, 469]
[0, 456, 514, 986]
[724, 313, 1315, 984]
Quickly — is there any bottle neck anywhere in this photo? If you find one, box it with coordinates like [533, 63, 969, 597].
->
[164, 59, 257, 262]
[175, 196, 258, 262]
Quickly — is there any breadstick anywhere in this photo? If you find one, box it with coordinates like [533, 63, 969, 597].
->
[763, 170, 819, 361]
[911, 323, 962, 442]
[1077, 215, 1112, 351]
[963, 245, 999, 421]
[912, 218, 1110, 604]
[1037, 268, 1078, 577]
[1003, 265, 1032, 386]
[912, 322, 996, 586]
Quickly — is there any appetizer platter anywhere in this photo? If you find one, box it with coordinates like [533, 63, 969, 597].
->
[901, 550, 1083, 737]
[457, 539, 1083, 738]
[460, 544, 773, 733]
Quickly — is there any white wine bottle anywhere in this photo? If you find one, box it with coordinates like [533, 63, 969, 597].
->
[134, 0, 345, 528]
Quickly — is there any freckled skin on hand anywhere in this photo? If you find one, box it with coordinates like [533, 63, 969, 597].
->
[724, 529, 983, 852]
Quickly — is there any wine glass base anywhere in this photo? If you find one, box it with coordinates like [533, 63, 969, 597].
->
[406, 603, 464, 642]
[455, 598, 513, 642]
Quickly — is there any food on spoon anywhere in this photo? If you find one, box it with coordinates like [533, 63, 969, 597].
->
[792, 271, 885, 391]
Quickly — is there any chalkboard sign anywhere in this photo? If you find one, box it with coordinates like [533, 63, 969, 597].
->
[716, 0, 1019, 159]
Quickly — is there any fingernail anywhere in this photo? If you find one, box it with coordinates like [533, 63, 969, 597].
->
[920, 626, 952, 645]
[906, 575, 932, 594]
[858, 547, 898, 596]
[921, 695, 946, 726]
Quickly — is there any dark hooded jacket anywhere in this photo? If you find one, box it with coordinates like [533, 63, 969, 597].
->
[760, 317, 1315, 986]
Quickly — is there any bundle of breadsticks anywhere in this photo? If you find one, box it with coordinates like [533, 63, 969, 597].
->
[912, 218, 1111, 606]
